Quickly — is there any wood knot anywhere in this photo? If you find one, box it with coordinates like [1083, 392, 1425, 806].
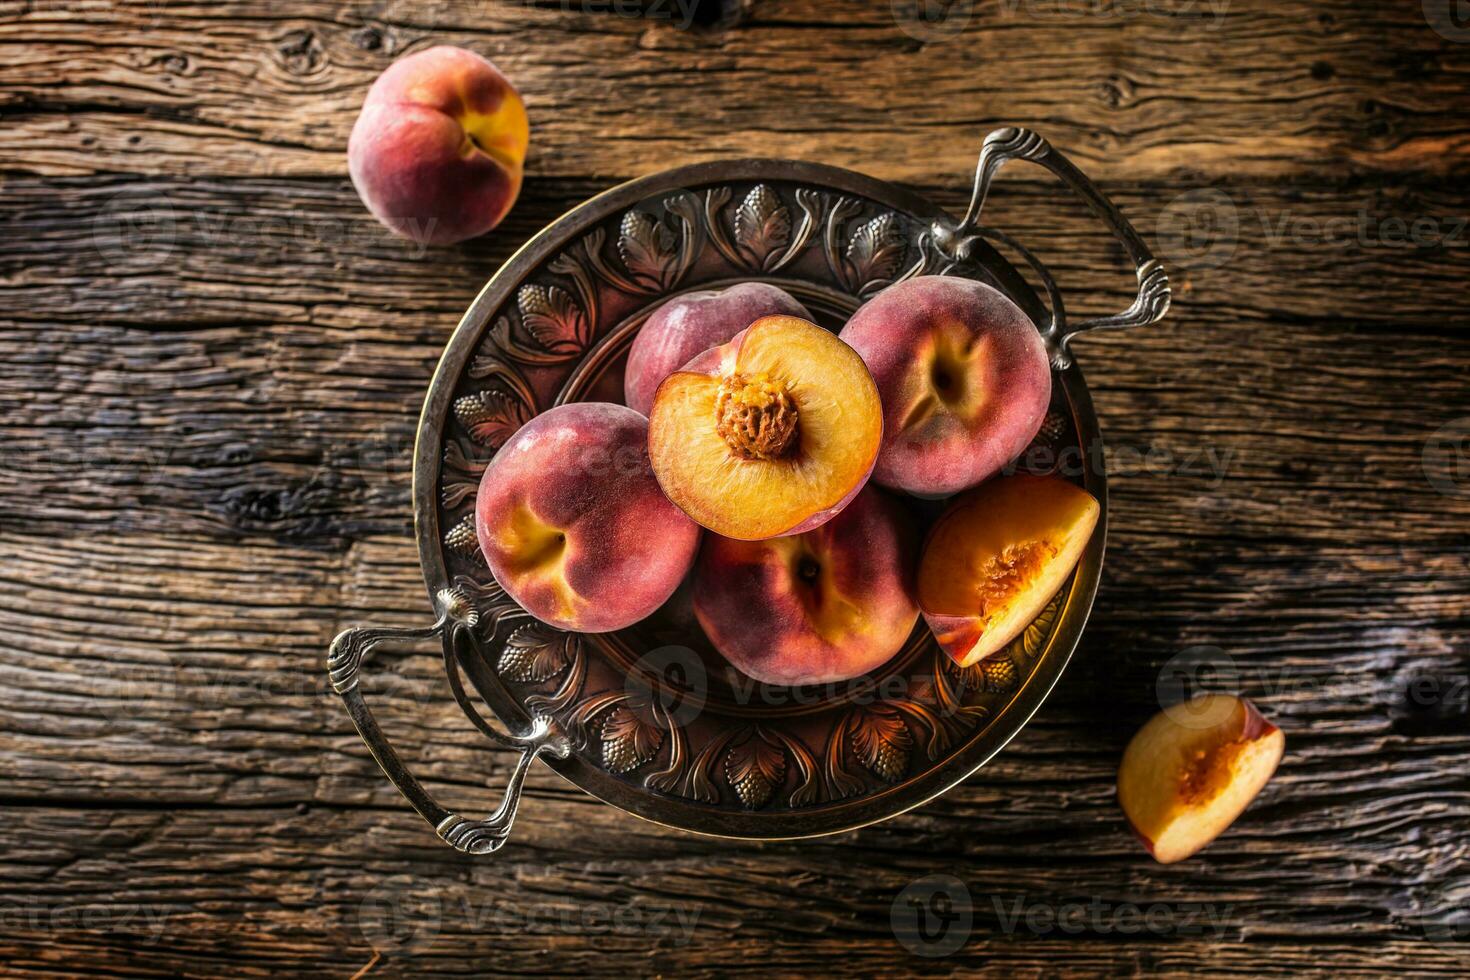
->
[714, 372, 797, 461]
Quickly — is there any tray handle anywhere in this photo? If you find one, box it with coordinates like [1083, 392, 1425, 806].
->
[328, 587, 571, 854]
[933, 126, 1171, 369]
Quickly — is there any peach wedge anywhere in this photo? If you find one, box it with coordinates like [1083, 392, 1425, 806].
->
[648, 315, 883, 541]
[918, 473, 1099, 666]
[1118, 695, 1285, 864]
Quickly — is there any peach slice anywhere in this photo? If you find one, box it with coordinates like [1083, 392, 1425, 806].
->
[693, 487, 918, 686]
[1118, 695, 1285, 864]
[917, 473, 1099, 666]
[648, 315, 883, 541]
[475, 402, 699, 632]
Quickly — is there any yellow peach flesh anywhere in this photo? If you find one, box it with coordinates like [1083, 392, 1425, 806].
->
[918, 474, 1099, 666]
[649, 317, 882, 541]
[1117, 695, 1285, 865]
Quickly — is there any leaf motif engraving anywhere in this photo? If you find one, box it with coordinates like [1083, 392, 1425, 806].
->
[453, 388, 532, 448]
[954, 654, 1020, 696]
[725, 731, 786, 809]
[441, 438, 489, 508]
[617, 210, 678, 288]
[601, 706, 664, 774]
[846, 213, 906, 291]
[849, 705, 912, 783]
[498, 622, 577, 684]
[733, 184, 790, 270]
[518, 283, 587, 354]
[1018, 589, 1063, 660]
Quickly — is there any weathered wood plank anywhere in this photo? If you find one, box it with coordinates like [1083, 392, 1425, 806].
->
[2, 1, 1469, 183]
[3, 0, 1470, 974]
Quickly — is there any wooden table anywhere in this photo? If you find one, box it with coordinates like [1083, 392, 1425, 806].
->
[3, 1, 1468, 975]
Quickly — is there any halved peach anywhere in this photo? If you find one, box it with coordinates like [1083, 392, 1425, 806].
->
[1118, 695, 1285, 864]
[917, 473, 1099, 666]
[648, 315, 883, 541]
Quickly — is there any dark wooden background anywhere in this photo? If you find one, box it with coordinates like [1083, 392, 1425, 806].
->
[3, 0, 1468, 976]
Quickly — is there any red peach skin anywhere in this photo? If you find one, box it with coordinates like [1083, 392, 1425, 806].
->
[624, 283, 810, 416]
[840, 276, 1051, 497]
[475, 403, 699, 632]
[349, 46, 528, 245]
[694, 487, 918, 686]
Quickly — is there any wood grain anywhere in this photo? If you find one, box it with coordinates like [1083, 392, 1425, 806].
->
[2, 1, 1470, 183]
[2, 0, 1469, 976]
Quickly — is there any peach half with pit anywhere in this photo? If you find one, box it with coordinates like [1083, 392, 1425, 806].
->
[623, 283, 810, 416]
[693, 487, 918, 686]
[1118, 694, 1285, 864]
[648, 315, 883, 541]
[474, 402, 699, 632]
[917, 473, 1099, 666]
[839, 275, 1051, 497]
[348, 45, 528, 246]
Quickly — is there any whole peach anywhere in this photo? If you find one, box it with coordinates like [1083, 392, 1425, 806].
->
[349, 46, 528, 246]
[623, 283, 809, 415]
[693, 487, 918, 686]
[839, 276, 1051, 497]
[475, 403, 699, 632]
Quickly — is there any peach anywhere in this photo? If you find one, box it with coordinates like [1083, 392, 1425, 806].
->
[693, 487, 918, 686]
[648, 315, 883, 541]
[474, 403, 698, 632]
[918, 474, 1098, 666]
[349, 46, 528, 246]
[839, 276, 1051, 497]
[623, 283, 810, 416]
[1118, 695, 1285, 864]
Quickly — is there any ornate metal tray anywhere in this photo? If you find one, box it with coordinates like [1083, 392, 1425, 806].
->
[328, 128, 1170, 853]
